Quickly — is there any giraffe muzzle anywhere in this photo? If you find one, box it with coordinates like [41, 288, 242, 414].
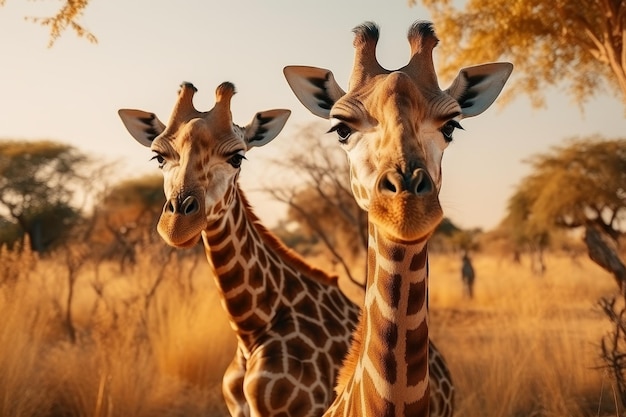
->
[158, 193, 207, 248]
[370, 167, 442, 242]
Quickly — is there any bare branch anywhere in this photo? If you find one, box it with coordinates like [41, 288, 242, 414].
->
[266, 187, 364, 289]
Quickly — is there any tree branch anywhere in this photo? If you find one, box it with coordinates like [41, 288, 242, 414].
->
[267, 188, 363, 289]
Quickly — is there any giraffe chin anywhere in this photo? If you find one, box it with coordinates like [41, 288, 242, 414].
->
[162, 233, 202, 249]
[369, 193, 443, 243]
[157, 217, 206, 249]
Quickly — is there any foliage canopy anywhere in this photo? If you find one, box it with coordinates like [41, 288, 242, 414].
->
[503, 136, 626, 281]
[414, 0, 626, 108]
[94, 174, 164, 243]
[0, 140, 92, 251]
[512, 136, 626, 237]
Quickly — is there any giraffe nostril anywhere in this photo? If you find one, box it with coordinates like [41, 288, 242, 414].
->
[377, 169, 434, 196]
[412, 169, 433, 195]
[181, 196, 200, 216]
[163, 199, 177, 214]
[377, 170, 403, 195]
[382, 178, 397, 193]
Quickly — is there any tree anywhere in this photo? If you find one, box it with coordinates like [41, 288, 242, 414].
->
[428, 217, 465, 253]
[504, 136, 626, 285]
[97, 174, 165, 232]
[413, 0, 626, 108]
[0, 140, 96, 252]
[263, 123, 368, 287]
[1, 0, 96, 46]
[501, 180, 552, 274]
[90, 174, 169, 271]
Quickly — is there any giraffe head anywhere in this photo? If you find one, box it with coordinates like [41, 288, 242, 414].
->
[118, 82, 290, 248]
[285, 21, 512, 242]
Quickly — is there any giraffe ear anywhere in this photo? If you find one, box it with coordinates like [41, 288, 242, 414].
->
[118, 109, 166, 147]
[445, 62, 513, 118]
[244, 109, 291, 149]
[283, 66, 346, 119]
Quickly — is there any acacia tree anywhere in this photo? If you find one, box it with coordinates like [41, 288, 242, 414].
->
[0, 140, 98, 252]
[0, 0, 95, 46]
[504, 136, 626, 285]
[413, 0, 626, 108]
[91, 174, 168, 271]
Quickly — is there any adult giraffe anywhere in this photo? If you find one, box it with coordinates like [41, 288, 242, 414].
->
[284, 21, 512, 417]
[118, 80, 456, 417]
[119, 82, 359, 417]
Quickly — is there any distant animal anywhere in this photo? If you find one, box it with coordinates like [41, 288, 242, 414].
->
[461, 253, 476, 299]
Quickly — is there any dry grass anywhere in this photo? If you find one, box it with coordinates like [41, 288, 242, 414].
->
[0, 282, 56, 417]
[0, 243, 234, 417]
[429, 253, 618, 417]
[0, 241, 620, 417]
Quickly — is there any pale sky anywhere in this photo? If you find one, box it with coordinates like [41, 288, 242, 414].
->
[2, 0, 625, 231]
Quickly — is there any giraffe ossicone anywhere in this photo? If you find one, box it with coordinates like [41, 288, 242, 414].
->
[285, 20, 512, 417]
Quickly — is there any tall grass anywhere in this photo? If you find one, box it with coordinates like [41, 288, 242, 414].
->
[0, 280, 55, 417]
[0, 240, 619, 416]
[0, 241, 234, 417]
[429, 253, 618, 417]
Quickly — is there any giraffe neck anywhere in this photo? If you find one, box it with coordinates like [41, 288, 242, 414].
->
[201, 186, 335, 343]
[329, 222, 430, 417]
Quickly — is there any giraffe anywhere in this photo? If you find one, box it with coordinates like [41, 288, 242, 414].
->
[284, 20, 512, 417]
[118, 80, 456, 417]
[118, 81, 361, 417]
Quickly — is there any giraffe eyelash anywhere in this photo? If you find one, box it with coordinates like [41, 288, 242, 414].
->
[441, 120, 463, 142]
[150, 152, 166, 168]
[327, 122, 353, 144]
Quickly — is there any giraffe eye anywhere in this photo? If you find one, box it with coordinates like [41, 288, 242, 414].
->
[441, 120, 463, 143]
[227, 152, 246, 168]
[328, 122, 353, 144]
[150, 153, 166, 169]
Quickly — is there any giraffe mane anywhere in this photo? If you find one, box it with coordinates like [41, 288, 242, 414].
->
[334, 310, 364, 393]
[237, 187, 342, 288]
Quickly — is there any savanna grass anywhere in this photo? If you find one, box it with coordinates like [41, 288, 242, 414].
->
[0, 239, 620, 417]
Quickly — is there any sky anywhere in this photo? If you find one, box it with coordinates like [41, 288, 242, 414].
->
[1, 0, 625, 231]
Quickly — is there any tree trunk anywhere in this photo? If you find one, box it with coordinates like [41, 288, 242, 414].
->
[584, 224, 626, 299]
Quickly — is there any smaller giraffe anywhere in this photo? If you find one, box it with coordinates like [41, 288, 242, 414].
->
[118, 82, 360, 417]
